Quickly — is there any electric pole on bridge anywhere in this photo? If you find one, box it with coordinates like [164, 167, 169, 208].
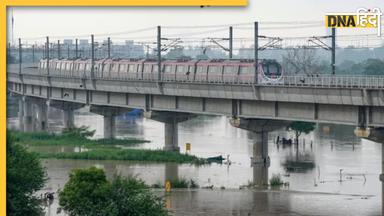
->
[75, 38, 78, 58]
[67, 44, 70, 59]
[254, 21, 259, 84]
[331, 28, 336, 75]
[57, 40, 61, 59]
[229, 26, 233, 59]
[18, 38, 22, 75]
[91, 34, 95, 77]
[107, 37, 111, 59]
[32, 45, 35, 63]
[157, 26, 161, 81]
[46, 36, 50, 75]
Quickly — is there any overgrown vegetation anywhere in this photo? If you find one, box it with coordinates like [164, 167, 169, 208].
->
[151, 178, 199, 189]
[10, 128, 207, 165]
[38, 148, 207, 165]
[59, 167, 169, 216]
[7, 132, 46, 216]
[62, 126, 95, 138]
[11, 129, 149, 148]
[269, 174, 284, 187]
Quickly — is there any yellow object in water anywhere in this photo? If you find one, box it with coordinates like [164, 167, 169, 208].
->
[165, 180, 171, 192]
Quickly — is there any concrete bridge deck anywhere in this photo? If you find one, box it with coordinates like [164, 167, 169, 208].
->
[7, 63, 384, 128]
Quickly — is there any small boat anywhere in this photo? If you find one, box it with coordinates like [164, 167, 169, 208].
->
[206, 155, 224, 162]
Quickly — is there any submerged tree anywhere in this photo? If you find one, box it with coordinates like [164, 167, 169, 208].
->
[62, 126, 95, 139]
[287, 121, 316, 145]
[59, 167, 169, 216]
[7, 132, 46, 216]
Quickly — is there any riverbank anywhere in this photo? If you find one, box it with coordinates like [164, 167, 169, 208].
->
[10, 130, 207, 165]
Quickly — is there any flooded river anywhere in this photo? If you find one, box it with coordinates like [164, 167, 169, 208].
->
[7, 106, 382, 216]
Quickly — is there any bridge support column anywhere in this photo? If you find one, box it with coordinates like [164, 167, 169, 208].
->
[22, 97, 33, 132]
[63, 109, 75, 129]
[18, 98, 24, 131]
[49, 101, 85, 130]
[144, 111, 195, 152]
[34, 101, 49, 131]
[354, 126, 384, 213]
[103, 115, 116, 139]
[230, 118, 289, 186]
[165, 163, 179, 183]
[90, 106, 130, 139]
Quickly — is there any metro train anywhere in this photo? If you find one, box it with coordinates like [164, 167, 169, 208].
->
[38, 58, 283, 84]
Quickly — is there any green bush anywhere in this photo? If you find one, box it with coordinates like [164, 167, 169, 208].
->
[269, 174, 284, 187]
[7, 132, 46, 216]
[59, 167, 169, 216]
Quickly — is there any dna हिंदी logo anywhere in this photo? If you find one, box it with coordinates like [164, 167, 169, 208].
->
[325, 8, 382, 36]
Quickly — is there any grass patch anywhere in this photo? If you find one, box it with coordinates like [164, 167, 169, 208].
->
[151, 178, 200, 189]
[11, 130, 149, 148]
[269, 174, 284, 187]
[10, 130, 207, 165]
[37, 148, 207, 165]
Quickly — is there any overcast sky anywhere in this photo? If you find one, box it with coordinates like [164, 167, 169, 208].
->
[6, 0, 384, 46]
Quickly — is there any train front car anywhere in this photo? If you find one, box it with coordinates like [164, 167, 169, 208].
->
[258, 59, 283, 84]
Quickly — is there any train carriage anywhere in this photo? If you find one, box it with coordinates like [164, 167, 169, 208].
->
[38, 57, 283, 84]
[142, 60, 158, 80]
[162, 59, 198, 82]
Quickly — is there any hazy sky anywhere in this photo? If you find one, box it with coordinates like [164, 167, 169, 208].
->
[6, 0, 384, 46]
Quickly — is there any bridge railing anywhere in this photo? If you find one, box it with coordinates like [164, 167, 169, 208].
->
[6, 64, 384, 89]
[279, 75, 384, 89]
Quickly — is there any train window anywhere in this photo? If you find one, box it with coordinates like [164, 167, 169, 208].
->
[196, 66, 207, 74]
[262, 63, 281, 76]
[128, 64, 137, 73]
[209, 66, 222, 74]
[224, 66, 238, 74]
[85, 63, 92, 72]
[103, 63, 110, 73]
[111, 63, 119, 73]
[153, 65, 158, 73]
[164, 65, 172, 73]
[176, 65, 188, 74]
[239, 66, 253, 74]
[79, 63, 85, 71]
[119, 64, 127, 73]
[144, 65, 152, 73]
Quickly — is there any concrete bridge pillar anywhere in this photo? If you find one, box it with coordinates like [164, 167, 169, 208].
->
[90, 106, 129, 139]
[165, 163, 179, 183]
[49, 100, 84, 130]
[230, 118, 289, 186]
[18, 98, 24, 131]
[22, 97, 33, 132]
[63, 109, 75, 129]
[144, 111, 195, 152]
[354, 126, 384, 213]
[34, 101, 49, 131]
[103, 115, 116, 139]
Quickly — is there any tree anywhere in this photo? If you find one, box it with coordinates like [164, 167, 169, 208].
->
[62, 126, 95, 139]
[7, 132, 46, 216]
[59, 167, 169, 216]
[287, 121, 316, 145]
[282, 48, 324, 76]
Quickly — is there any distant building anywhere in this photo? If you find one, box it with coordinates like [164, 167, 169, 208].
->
[79, 39, 89, 48]
[63, 39, 73, 46]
